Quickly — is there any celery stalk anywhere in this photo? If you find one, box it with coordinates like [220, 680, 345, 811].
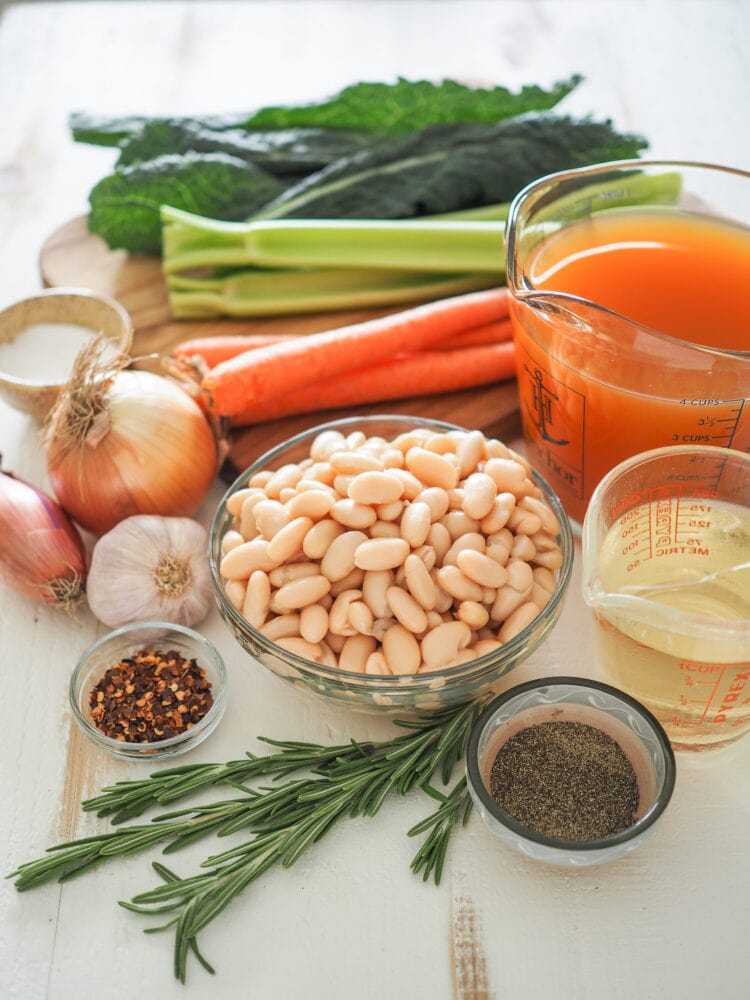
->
[161, 206, 506, 275]
[166, 267, 500, 318]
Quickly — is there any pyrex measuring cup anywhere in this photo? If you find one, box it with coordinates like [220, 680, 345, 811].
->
[505, 160, 750, 527]
[581, 445, 750, 751]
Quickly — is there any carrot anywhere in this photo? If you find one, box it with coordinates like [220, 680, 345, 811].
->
[203, 287, 509, 417]
[230, 341, 516, 426]
[175, 317, 513, 369]
[173, 333, 299, 367]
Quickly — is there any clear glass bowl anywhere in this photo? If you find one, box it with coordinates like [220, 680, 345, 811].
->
[70, 622, 228, 760]
[209, 415, 574, 714]
[466, 677, 676, 866]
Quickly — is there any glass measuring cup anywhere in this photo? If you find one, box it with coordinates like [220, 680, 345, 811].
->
[581, 445, 750, 751]
[505, 160, 750, 527]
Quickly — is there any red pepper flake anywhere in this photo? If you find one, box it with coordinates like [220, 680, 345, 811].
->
[88, 648, 213, 744]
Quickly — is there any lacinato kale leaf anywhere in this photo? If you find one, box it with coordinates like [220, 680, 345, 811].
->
[239, 76, 584, 133]
[253, 115, 648, 221]
[88, 152, 285, 254]
[68, 75, 581, 148]
[115, 121, 373, 177]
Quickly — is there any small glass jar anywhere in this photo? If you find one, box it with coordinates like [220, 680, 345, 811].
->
[70, 622, 227, 761]
[466, 677, 676, 866]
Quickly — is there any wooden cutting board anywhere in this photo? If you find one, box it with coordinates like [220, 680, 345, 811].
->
[40, 216, 521, 477]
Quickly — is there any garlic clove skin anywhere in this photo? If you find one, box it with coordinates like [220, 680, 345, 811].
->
[86, 514, 213, 628]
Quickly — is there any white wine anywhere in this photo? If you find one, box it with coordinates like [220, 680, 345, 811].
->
[593, 499, 750, 750]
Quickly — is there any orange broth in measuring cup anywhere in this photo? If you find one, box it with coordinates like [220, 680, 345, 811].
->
[509, 207, 750, 524]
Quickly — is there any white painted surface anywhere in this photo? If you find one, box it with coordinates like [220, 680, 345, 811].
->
[1, 2, 749, 998]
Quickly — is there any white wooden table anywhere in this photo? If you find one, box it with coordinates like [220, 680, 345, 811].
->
[1, 2, 749, 998]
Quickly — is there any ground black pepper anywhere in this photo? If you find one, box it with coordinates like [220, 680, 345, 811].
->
[489, 720, 639, 841]
[88, 648, 213, 743]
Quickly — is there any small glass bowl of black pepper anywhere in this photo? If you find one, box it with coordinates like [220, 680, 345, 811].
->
[69, 622, 228, 761]
[466, 677, 676, 867]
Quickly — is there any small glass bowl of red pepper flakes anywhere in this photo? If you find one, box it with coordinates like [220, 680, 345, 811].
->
[70, 622, 227, 760]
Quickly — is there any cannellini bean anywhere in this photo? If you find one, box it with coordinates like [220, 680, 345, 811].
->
[349, 600, 374, 635]
[425, 610, 444, 630]
[259, 614, 301, 641]
[224, 579, 246, 611]
[264, 463, 304, 499]
[529, 531, 560, 555]
[305, 462, 336, 485]
[328, 589, 364, 635]
[457, 600, 490, 630]
[382, 624, 421, 675]
[381, 447, 405, 469]
[507, 507, 543, 536]
[386, 585, 428, 634]
[436, 565, 484, 603]
[370, 520, 401, 538]
[443, 532, 486, 566]
[253, 499, 291, 540]
[285, 489, 336, 521]
[354, 537, 410, 571]
[249, 469, 274, 488]
[533, 547, 564, 570]
[318, 640, 339, 670]
[362, 569, 394, 619]
[509, 534, 536, 562]
[221, 529, 245, 554]
[375, 500, 404, 522]
[456, 429, 486, 477]
[497, 601, 541, 643]
[424, 432, 454, 454]
[507, 559, 535, 594]
[267, 516, 314, 563]
[385, 467, 423, 500]
[472, 638, 503, 657]
[421, 621, 472, 668]
[345, 430, 367, 450]
[405, 447, 459, 490]
[310, 430, 346, 461]
[414, 487, 450, 521]
[339, 634, 376, 673]
[404, 554, 437, 611]
[320, 530, 368, 581]
[347, 470, 403, 505]
[333, 474, 355, 496]
[240, 492, 266, 538]
[480, 492, 516, 533]
[371, 617, 397, 642]
[433, 584, 455, 614]
[269, 562, 320, 587]
[427, 522, 452, 564]
[220, 538, 276, 580]
[274, 636, 322, 661]
[462, 472, 497, 520]
[400, 501, 431, 547]
[533, 566, 557, 593]
[365, 651, 391, 676]
[446, 488, 465, 511]
[303, 518, 345, 560]
[329, 450, 383, 474]
[412, 544, 437, 571]
[325, 632, 347, 654]
[484, 457, 528, 493]
[226, 487, 256, 517]
[242, 570, 271, 628]
[331, 498, 378, 530]
[328, 568, 365, 596]
[300, 603, 329, 643]
[531, 584, 553, 611]
[441, 510, 480, 540]
[274, 574, 332, 611]
[520, 494, 561, 535]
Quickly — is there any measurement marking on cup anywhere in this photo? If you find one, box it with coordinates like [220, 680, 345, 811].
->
[679, 663, 728, 725]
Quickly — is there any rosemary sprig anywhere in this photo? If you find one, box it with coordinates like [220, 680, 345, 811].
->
[9, 699, 483, 981]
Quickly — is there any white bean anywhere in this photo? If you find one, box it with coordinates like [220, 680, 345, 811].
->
[365, 651, 391, 676]
[362, 569, 394, 620]
[404, 554, 437, 611]
[421, 621, 472, 668]
[259, 614, 301, 641]
[274, 574, 332, 611]
[354, 537, 410, 571]
[405, 447, 459, 490]
[459, 549, 511, 590]
[331, 498, 378, 530]
[400, 501, 432, 547]
[274, 636, 322, 661]
[348, 471, 404, 505]
[462, 472, 497, 520]
[497, 601, 541, 643]
[320, 530, 368, 581]
[414, 487, 450, 521]
[266, 516, 314, 563]
[300, 603, 329, 644]
[328, 589, 364, 635]
[286, 489, 336, 521]
[436, 565, 484, 603]
[220, 538, 276, 580]
[382, 624, 421, 675]
[339, 634, 376, 673]
[329, 450, 383, 474]
[386, 585, 428, 634]
[254, 499, 290, 540]
[269, 562, 320, 587]
[242, 570, 271, 629]
[303, 519, 345, 560]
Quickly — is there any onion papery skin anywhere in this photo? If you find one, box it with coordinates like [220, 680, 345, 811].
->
[0, 469, 88, 606]
[46, 370, 217, 536]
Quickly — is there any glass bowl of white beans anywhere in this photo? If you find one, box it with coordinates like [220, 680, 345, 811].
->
[209, 415, 574, 713]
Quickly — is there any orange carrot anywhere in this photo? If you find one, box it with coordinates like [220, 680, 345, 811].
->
[203, 287, 509, 417]
[173, 333, 299, 367]
[230, 341, 516, 426]
[175, 318, 513, 369]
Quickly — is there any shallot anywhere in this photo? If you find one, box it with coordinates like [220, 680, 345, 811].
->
[0, 465, 87, 607]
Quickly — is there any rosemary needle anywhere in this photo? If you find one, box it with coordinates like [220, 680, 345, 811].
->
[8, 699, 484, 982]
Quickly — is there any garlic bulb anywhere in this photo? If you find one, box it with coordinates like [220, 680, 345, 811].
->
[86, 515, 213, 628]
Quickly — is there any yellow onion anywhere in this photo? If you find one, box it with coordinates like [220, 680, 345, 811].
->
[45, 340, 217, 536]
[0, 466, 88, 607]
